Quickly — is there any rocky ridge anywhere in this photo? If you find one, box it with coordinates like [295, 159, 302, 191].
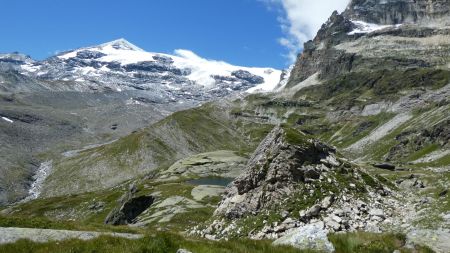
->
[287, 0, 450, 88]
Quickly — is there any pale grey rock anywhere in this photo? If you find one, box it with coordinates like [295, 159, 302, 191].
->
[304, 204, 322, 219]
[191, 185, 225, 201]
[369, 208, 385, 219]
[273, 222, 334, 253]
[0, 227, 142, 244]
[176, 249, 193, 253]
[407, 229, 450, 253]
[326, 220, 341, 231]
[331, 214, 342, 224]
[321, 195, 335, 209]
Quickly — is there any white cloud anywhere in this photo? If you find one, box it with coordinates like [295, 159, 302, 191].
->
[264, 0, 350, 63]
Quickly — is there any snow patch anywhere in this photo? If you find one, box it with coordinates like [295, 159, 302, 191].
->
[348, 20, 402, 35]
[173, 49, 281, 90]
[1, 117, 13, 123]
[273, 65, 294, 92]
[20, 64, 40, 73]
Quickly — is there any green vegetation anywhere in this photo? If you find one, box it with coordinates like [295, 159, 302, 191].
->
[329, 232, 434, 253]
[0, 231, 435, 253]
[296, 69, 450, 108]
[2, 186, 128, 224]
[0, 233, 308, 253]
[406, 144, 440, 162]
[0, 215, 139, 234]
[327, 113, 395, 149]
[282, 125, 310, 146]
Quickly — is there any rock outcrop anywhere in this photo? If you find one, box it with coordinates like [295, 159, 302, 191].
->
[273, 221, 335, 253]
[214, 126, 339, 219]
[105, 184, 155, 225]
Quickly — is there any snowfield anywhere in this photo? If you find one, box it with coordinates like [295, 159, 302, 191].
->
[54, 38, 282, 93]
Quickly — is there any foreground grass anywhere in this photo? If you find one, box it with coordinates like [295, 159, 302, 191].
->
[0, 215, 140, 234]
[329, 232, 434, 253]
[0, 229, 436, 253]
[0, 233, 309, 253]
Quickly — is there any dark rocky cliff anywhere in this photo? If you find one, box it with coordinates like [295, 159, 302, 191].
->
[344, 0, 450, 25]
[286, 0, 450, 89]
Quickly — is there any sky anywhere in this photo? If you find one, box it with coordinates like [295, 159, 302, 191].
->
[0, 0, 349, 69]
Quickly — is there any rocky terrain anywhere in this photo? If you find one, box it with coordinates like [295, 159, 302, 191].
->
[0, 0, 449, 252]
[189, 127, 400, 250]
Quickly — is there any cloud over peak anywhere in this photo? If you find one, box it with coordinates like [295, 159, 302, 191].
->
[264, 0, 349, 63]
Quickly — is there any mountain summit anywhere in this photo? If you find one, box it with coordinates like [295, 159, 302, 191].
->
[9, 39, 282, 98]
[97, 38, 145, 52]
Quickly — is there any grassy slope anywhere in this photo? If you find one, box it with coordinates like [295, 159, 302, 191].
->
[0, 233, 309, 253]
[42, 102, 271, 198]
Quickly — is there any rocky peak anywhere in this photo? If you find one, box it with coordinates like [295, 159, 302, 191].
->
[285, 0, 450, 88]
[344, 0, 450, 25]
[214, 126, 339, 219]
[98, 38, 144, 51]
[304, 11, 355, 53]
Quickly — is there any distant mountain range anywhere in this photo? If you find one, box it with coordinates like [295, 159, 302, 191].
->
[1, 38, 282, 100]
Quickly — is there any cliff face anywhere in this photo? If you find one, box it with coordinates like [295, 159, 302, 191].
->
[286, 0, 450, 88]
[344, 0, 450, 25]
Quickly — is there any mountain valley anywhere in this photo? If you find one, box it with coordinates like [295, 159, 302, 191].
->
[0, 0, 450, 252]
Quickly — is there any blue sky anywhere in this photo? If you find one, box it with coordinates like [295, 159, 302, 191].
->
[0, 0, 349, 69]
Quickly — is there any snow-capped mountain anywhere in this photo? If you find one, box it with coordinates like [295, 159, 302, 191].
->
[16, 39, 282, 101]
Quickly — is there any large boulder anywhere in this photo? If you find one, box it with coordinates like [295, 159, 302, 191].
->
[273, 222, 335, 253]
[104, 187, 155, 225]
[105, 195, 154, 225]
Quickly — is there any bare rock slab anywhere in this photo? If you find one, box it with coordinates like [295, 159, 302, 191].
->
[273, 222, 334, 253]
